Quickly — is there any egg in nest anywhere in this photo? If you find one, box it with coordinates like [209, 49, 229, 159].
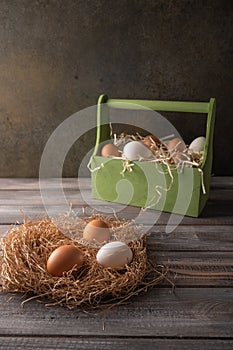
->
[83, 219, 110, 243]
[96, 241, 133, 269]
[47, 245, 84, 277]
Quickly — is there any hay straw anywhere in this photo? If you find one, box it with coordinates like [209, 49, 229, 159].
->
[0, 216, 166, 310]
[112, 132, 204, 169]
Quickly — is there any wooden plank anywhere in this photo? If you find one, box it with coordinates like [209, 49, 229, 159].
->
[2, 225, 233, 254]
[0, 178, 89, 190]
[0, 203, 232, 225]
[153, 250, 233, 269]
[1, 227, 232, 286]
[208, 189, 233, 201]
[1, 224, 233, 252]
[154, 251, 233, 287]
[0, 186, 232, 204]
[0, 176, 231, 190]
[107, 99, 210, 113]
[0, 288, 233, 337]
[154, 251, 233, 267]
[0, 189, 86, 205]
[0, 225, 10, 237]
[0, 177, 232, 345]
[0, 178, 231, 199]
[147, 225, 233, 251]
[210, 177, 233, 189]
[0, 242, 232, 287]
[0, 177, 232, 225]
[0, 337, 233, 350]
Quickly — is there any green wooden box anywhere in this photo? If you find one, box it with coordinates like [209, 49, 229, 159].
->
[91, 94, 216, 217]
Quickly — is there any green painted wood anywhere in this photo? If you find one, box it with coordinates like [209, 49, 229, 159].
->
[92, 95, 216, 217]
[107, 98, 210, 113]
[198, 98, 216, 214]
[93, 94, 110, 157]
[201, 98, 216, 170]
[92, 155, 203, 217]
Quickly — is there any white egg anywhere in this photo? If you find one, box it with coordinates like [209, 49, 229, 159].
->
[189, 136, 206, 153]
[123, 141, 153, 161]
[96, 241, 133, 269]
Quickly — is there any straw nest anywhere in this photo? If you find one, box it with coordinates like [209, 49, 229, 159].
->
[0, 215, 166, 310]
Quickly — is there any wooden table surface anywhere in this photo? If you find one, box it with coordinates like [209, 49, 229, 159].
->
[0, 177, 233, 350]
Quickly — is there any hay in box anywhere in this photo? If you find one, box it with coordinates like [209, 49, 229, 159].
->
[0, 214, 166, 310]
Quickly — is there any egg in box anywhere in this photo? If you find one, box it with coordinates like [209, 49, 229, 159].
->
[101, 144, 121, 158]
[90, 94, 216, 217]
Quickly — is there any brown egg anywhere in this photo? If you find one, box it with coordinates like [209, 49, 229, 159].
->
[172, 151, 190, 165]
[167, 138, 186, 153]
[47, 245, 84, 277]
[83, 219, 110, 243]
[143, 134, 161, 148]
[101, 144, 120, 157]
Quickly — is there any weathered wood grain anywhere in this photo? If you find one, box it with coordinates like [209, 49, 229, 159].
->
[0, 181, 232, 204]
[0, 178, 83, 190]
[0, 185, 232, 203]
[0, 177, 232, 347]
[0, 177, 232, 225]
[210, 177, 233, 188]
[0, 337, 233, 350]
[0, 176, 231, 190]
[0, 288, 233, 337]
[155, 252, 233, 287]
[148, 225, 233, 251]
[0, 204, 232, 225]
[1, 224, 233, 251]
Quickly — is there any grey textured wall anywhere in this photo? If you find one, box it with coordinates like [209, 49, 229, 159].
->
[0, 0, 232, 176]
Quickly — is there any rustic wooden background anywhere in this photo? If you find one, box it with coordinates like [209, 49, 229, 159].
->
[0, 177, 233, 349]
